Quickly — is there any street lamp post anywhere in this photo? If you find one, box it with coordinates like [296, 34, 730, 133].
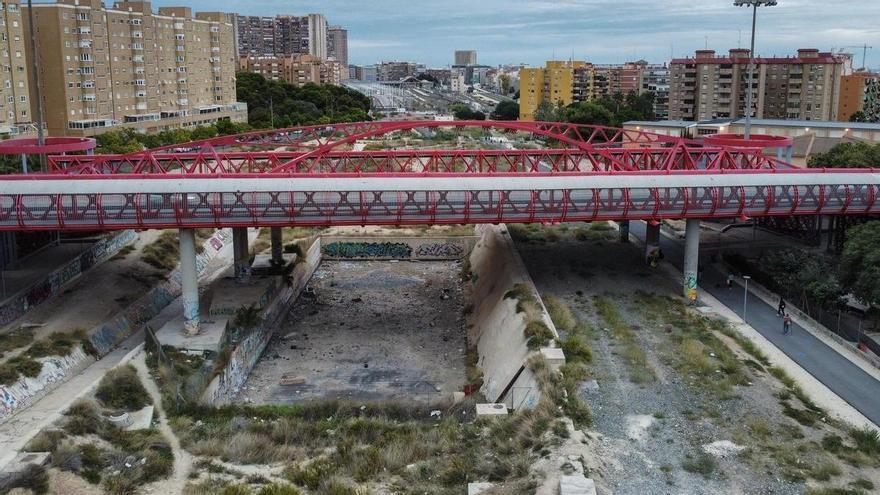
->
[742, 275, 752, 322]
[734, 1, 778, 140]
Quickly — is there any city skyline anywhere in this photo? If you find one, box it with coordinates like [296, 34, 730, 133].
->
[161, 0, 880, 68]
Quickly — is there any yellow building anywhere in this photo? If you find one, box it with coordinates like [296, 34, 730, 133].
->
[23, 0, 246, 137]
[519, 61, 586, 121]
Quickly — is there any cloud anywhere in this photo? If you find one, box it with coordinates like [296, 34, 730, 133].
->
[166, 0, 880, 68]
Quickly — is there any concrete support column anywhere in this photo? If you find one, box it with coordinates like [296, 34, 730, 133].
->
[645, 221, 661, 266]
[618, 220, 630, 243]
[270, 227, 283, 266]
[683, 219, 700, 303]
[786, 145, 793, 164]
[179, 228, 200, 336]
[232, 227, 250, 280]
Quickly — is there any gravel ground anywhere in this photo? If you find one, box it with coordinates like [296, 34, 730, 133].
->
[516, 226, 879, 495]
[238, 260, 468, 405]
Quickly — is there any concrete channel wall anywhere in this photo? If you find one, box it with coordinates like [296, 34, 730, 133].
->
[0, 230, 137, 326]
[321, 236, 477, 261]
[0, 229, 234, 424]
[201, 236, 323, 405]
[466, 225, 559, 410]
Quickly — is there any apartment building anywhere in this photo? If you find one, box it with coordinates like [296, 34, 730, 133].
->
[454, 50, 476, 66]
[376, 61, 423, 82]
[837, 72, 880, 123]
[669, 48, 851, 122]
[23, 0, 245, 137]
[235, 13, 337, 63]
[239, 54, 342, 86]
[327, 26, 347, 74]
[0, 0, 35, 137]
[642, 63, 670, 119]
[520, 60, 655, 121]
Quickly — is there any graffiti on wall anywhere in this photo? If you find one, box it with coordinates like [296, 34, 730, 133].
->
[202, 239, 321, 405]
[322, 241, 412, 259]
[0, 230, 137, 326]
[88, 229, 232, 356]
[416, 242, 465, 258]
[0, 347, 92, 421]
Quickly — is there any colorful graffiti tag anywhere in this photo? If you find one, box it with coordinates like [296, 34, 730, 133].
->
[322, 241, 412, 259]
[0, 347, 92, 421]
[0, 230, 137, 326]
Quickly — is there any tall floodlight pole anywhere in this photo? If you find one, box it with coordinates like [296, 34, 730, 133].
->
[27, 0, 47, 171]
[734, 1, 777, 140]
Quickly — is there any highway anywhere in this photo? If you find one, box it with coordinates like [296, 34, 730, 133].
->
[630, 221, 880, 426]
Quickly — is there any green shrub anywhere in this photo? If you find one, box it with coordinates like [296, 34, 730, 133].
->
[283, 458, 337, 490]
[822, 434, 844, 453]
[256, 483, 303, 495]
[561, 335, 592, 364]
[95, 364, 152, 411]
[850, 426, 880, 454]
[524, 321, 554, 349]
[14, 357, 44, 378]
[0, 364, 18, 385]
[6, 464, 49, 494]
[810, 461, 842, 481]
[142, 231, 180, 271]
[682, 453, 716, 476]
[63, 400, 103, 435]
[544, 295, 575, 332]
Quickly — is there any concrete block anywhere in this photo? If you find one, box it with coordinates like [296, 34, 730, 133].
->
[476, 403, 508, 417]
[4, 452, 50, 473]
[559, 475, 597, 495]
[468, 482, 495, 495]
[156, 315, 228, 354]
[124, 405, 154, 431]
[107, 412, 133, 428]
[541, 347, 566, 370]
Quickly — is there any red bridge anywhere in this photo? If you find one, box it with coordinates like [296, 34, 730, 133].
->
[0, 120, 877, 232]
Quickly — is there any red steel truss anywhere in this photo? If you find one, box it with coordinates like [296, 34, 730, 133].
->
[0, 121, 876, 232]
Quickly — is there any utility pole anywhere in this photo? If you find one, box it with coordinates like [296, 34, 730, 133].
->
[734, 1, 777, 140]
[26, 0, 46, 171]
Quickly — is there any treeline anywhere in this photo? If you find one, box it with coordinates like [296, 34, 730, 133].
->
[807, 141, 880, 169]
[236, 72, 371, 128]
[536, 90, 656, 127]
[95, 120, 252, 154]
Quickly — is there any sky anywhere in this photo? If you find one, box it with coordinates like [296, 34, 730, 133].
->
[162, 0, 880, 69]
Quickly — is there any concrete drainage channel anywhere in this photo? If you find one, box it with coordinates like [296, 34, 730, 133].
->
[3, 226, 596, 494]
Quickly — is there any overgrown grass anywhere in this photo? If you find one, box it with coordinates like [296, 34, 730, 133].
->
[507, 223, 562, 244]
[142, 231, 181, 271]
[95, 364, 152, 411]
[170, 398, 542, 494]
[595, 295, 655, 383]
[0, 327, 35, 355]
[681, 451, 716, 476]
[544, 295, 576, 332]
[505, 283, 555, 349]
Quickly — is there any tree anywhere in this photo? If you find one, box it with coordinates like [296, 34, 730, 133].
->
[807, 142, 880, 169]
[491, 100, 520, 121]
[565, 101, 614, 127]
[450, 104, 485, 121]
[849, 110, 870, 123]
[499, 74, 511, 95]
[534, 100, 565, 122]
[840, 221, 880, 308]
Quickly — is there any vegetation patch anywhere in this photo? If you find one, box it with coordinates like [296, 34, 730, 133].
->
[95, 364, 152, 411]
[595, 295, 655, 383]
[142, 231, 182, 271]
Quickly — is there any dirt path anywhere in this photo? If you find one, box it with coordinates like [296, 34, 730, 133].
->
[132, 352, 191, 495]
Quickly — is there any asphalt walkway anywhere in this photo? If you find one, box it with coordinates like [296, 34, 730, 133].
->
[630, 221, 880, 427]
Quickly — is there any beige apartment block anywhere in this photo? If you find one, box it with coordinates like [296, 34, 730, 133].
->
[23, 0, 245, 137]
[669, 48, 851, 122]
[239, 54, 342, 86]
[0, 0, 36, 137]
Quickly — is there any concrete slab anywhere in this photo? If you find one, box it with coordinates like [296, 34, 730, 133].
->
[155, 315, 228, 353]
[2, 452, 50, 473]
[208, 277, 276, 316]
[124, 405, 154, 431]
[468, 482, 495, 495]
[541, 347, 566, 370]
[251, 253, 296, 275]
[476, 403, 508, 417]
[559, 475, 597, 495]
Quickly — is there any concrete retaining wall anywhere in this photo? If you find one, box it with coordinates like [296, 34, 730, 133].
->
[201, 236, 323, 405]
[88, 229, 233, 356]
[466, 225, 558, 410]
[0, 230, 137, 326]
[321, 236, 477, 261]
[0, 347, 93, 422]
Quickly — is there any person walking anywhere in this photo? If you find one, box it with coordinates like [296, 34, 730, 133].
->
[727, 273, 734, 289]
[777, 297, 786, 317]
[783, 314, 793, 335]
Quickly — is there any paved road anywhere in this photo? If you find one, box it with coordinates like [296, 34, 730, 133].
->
[629, 221, 880, 427]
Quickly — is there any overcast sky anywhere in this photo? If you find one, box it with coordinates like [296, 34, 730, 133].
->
[162, 0, 880, 68]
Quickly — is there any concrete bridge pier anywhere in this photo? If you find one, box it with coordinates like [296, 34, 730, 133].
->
[233, 227, 251, 280]
[683, 219, 700, 303]
[179, 228, 200, 336]
[270, 227, 284, 266]
[645, 222, 661, 264]
[618, 220, 630, 243]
